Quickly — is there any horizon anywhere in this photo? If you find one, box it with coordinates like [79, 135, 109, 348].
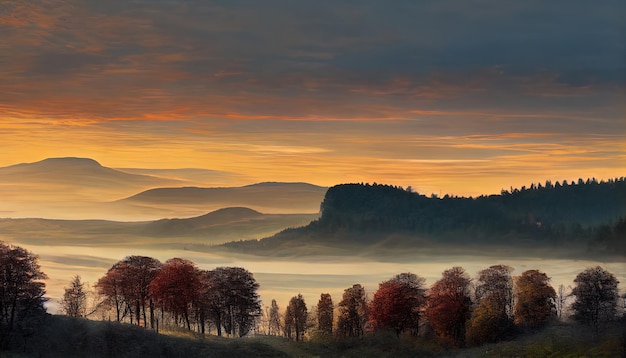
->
[2, 155, 623, 198]
[1, 1, 624, 197]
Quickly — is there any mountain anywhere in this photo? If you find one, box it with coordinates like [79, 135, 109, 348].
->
[0, 207, 318, 247]
[119, 182, 327, 214]
[0, 157, 178, 188]
[219, 179, 626, 257]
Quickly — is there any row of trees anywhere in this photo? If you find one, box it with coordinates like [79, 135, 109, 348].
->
[63, 256, 262, 337]
[1, 240, 620, 350]
[271, 265, 621, 348]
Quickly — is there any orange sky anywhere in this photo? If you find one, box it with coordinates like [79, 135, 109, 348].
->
[1, 0, 624, 196]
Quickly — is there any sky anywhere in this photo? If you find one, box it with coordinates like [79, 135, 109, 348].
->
[1, 0, 624, 196]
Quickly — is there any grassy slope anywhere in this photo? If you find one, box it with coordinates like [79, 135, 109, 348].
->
[3, 316, 624, 358]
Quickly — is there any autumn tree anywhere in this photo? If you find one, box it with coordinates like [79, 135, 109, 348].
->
[96, 256, 161, 327]
[60, 275, 87, 318]
[514, 270, 556, 329]
[571, 266, 619, 335]
[316, 293, 333, 336]
[268, 299, 281, 336]
[337, 284, 368, 338]
[284, 294, 308, 341]
[426, 266, 472, 347]
[202, 267, 261, 337]
[467, 265, 515, 345]
[0, 242, 48, 349]
[370, 273, 426, 337]
[149, 258, 201, 330]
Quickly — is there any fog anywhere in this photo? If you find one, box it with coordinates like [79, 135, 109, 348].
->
[10, 240, 625, 315]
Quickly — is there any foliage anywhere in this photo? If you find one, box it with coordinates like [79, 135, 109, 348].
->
[513, 270, 556, 329]
[234, 178, 626, 253]
[337, 284, 368, 338]
[467, 265, 515, 345]
[316, 293, 333, 337]
[0, 241, 47, 349]
[96, 256, 162, 327]
[284, 294, 307, 341]
[61, 275, 88, 318]
[571, 266, 619, 335]
[425, 266, 471, 347]
[149, 258, 201, 330]
[370, 273, 426, 337]
[202, 267, 261, 337]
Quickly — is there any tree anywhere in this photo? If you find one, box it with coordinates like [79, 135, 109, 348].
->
[514, 270, 556, 329]
[571, 266, 619, 335]
[149, 258, 201, 330]
[268, 299, 281, 336]
[426, 267, 471, 347]
[96, 256, 161, 327]
[337, 284, 368, 338]
[202, 267, 261, 337]
[60, 275, 87, 318]
[316, 293, 333, 336]
[284, 294, 307, 341]
[467, 265, 515, 345]
[0, 242, 47, 349]
[555, 284, 569, 320]
[370, 273, 426, 337]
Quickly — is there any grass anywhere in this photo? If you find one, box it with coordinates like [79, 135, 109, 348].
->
[1, 316, 624, 358]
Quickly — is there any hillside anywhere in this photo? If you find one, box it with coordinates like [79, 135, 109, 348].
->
[120, 182, 327, 214]
[0, 157, 179, 189]
[0, 208, 318, 247]
[220, 179, 626, 256]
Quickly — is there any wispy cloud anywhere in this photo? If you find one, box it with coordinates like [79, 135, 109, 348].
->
[0, 0, 623, 195]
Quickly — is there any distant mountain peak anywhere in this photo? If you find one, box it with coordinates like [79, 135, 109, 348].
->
[35, 157, 103, 167]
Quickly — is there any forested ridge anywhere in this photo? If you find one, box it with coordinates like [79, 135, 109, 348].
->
[225, 178, 626, 254]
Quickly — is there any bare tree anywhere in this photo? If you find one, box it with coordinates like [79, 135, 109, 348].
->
[269, 299, 281, 336]
[555, 284, 570, 320]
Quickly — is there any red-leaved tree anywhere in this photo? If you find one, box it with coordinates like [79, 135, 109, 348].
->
[149, 258, 201, 330]
[426, 267, 471, 347]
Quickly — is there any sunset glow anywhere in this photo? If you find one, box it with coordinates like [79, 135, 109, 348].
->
[1, 0, 624, 196]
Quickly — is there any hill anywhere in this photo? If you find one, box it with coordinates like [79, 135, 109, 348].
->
[0, 157, 179, 190]
[220, 178, 626, 257]
[119, 182, 327, 214]
[0, 207, 318, 247]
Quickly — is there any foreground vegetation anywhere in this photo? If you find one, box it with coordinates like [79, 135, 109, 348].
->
[0, 315, 624, 358]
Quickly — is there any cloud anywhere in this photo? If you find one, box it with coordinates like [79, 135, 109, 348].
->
[0, 0, 623, 195]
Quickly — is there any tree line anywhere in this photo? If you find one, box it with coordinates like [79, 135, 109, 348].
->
[1, 240, 623, 351]
[255, 178, 626, 248]
[272, 265, 621, 348]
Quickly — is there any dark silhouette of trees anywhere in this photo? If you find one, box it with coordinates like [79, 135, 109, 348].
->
[202, 267, 261, 337]
[467, 265, 515, 345]
[316, 293, 333, 336]
[337, 284, 368, 338]
[0, 242, 47, 349]
[60, 275, 87, 318]
[284, 294, 307, 341]
[426, 267, 472, 347]
[571, 266, 619, 336]
[513, 270, 556, 329]
[370, 273, 426, 337]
